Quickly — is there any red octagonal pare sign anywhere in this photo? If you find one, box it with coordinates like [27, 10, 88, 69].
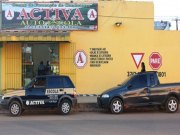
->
[149, 52, 162, 70]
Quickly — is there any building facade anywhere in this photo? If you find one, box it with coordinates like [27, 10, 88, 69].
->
[1, 1, 180, 94]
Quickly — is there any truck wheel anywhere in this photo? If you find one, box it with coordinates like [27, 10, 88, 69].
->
[9, 101, 22, 117]
[110, 98, 124, 114]
[59, 99, 72, 115]
[166, 97, 179, 113]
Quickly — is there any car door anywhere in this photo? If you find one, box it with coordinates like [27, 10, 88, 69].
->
[62, 76, 75, 96]
[25, 77, 47, 107]
[124, 74, 151, 106]
[45, 76, 64, 107]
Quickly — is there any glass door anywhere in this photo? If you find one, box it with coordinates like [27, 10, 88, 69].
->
[22, 44, 34, 86]
[22, 42, 59, 87]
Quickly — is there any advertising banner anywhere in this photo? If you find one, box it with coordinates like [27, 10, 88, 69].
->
[1, 2, 98, 31]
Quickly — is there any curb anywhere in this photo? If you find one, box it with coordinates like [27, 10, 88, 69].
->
[0, 106, 8, 114]
[78, 94, 98, 97]
[74, 103, 104, 112]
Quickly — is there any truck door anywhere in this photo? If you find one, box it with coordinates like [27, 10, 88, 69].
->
[25, 77, 47, 107]
[148, 73, 165, 105]
[124, 74, 151, 106]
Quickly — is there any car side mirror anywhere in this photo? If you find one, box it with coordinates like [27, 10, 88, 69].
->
[28, 84, 34, 89]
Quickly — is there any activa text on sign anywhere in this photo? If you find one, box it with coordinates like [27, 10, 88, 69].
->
[2, 2, 98, 30]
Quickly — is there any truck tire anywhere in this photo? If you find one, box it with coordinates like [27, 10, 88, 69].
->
[110, 98, 124, 114]
[59, 99, 72, 115]
[166, 97, 179, 113]
[9, 101, 22, 117]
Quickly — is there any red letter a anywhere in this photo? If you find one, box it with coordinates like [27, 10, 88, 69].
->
[7, 10, 12, 17]
[89, 10, 95, 19]
[77, 53, 84, 63]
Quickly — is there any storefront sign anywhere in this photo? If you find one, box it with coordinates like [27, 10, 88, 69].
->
[2, 2, 98, 31]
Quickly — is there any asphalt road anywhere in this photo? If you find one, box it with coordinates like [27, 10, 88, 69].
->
[0, 111, 180, 135]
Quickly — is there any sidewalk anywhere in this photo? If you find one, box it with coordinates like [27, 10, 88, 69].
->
[78, 95, 97, 103]
[75, 96, 102, 112]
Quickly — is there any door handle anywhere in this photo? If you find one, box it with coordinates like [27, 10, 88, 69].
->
[144, 88, 150, 93]
[60, 89, 63, 91]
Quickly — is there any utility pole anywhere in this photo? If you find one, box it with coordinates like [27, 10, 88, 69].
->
[173, 18, 180, 31]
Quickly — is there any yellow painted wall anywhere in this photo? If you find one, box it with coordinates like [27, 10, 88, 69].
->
[70, 1, 180, 94]
[2, 42, 22, 90]
[59, 42, 76, 86]
[1, 1, 180, 94]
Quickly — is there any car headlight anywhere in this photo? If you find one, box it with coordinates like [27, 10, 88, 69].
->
[101, 94, 109, 98]
[2, 96, 5, 100]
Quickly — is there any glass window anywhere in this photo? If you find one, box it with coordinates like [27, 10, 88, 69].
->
[33, 77, 46, 88]
[150, 74, 155, 87]
[48, 77, 63, 88]
[63, 77, 74, 88]
[22, 43, 59, 87]
[149, 73, 160, 86]
[130, 75, 147, 89]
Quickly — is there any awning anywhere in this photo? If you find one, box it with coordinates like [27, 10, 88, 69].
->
[0, 31, 71, 42]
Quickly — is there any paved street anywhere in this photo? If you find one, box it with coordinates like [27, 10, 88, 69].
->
[0, 111, 180, 135]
